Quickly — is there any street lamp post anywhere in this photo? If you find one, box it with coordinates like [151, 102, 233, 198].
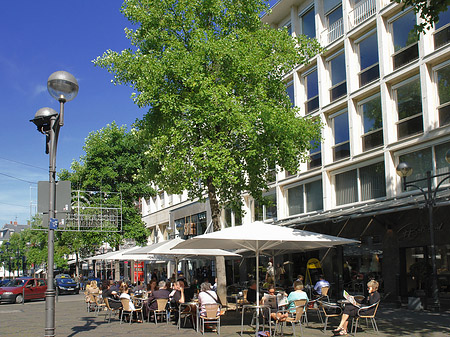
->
[30, 71, 78, 337]
[396, 150, 450, 313]
[4, 242, 11, 278]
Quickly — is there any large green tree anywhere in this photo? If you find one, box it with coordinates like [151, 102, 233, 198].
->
[95, 0, 322, 301]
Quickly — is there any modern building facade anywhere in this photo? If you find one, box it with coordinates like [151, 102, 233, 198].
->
[140, 0, 450, 302]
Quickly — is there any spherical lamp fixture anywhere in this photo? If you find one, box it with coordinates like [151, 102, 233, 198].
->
[47, 71, 79, 102]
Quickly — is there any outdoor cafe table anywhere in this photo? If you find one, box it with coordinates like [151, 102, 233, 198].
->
[240, 304, 272, 336]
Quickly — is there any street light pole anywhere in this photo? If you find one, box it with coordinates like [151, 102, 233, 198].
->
[396, 151, 450, 313]
[31, 71, 78, 337]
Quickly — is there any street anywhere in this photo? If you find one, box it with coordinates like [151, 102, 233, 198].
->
[1, 294, 450, 336]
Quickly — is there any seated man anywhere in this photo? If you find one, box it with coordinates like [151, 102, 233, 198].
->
[146, 280, 170, 319]
[101, 281, 121, 309]
[314, 275, 330, 297]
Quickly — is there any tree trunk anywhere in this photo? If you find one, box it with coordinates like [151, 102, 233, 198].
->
[207, 178, 227, 306]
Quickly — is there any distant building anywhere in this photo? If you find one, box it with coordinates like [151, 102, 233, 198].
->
[0, 221, 29, 246]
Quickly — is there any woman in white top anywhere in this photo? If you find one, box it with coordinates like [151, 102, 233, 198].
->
[119, 283, 135, 311]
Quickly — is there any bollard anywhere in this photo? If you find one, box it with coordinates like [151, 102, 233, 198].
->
[22, 287, 25, 305]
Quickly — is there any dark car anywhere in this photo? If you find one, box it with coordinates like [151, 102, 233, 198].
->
[55, 275, 79, 295]
[0, 277, 47, 304]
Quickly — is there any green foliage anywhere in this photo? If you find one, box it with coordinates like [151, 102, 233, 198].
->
[59, 122, 154, 248]
[94, 0, 323, 226]
[396, 0, 449, 32]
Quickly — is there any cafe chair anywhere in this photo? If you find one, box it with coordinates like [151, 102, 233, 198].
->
[103, 297, 121, 323]
[178, 302, 199, 332]
[304, 297, 323, 326]
[120, 298, 144, 324]
[95, 295, 106, 316]
[200, 303, 221, 335]
[350, 301, 380, 335]
[321, 286, 330, 302]
[274, 299, 306, 337]
[318, 300, 343, 333]
[86, 294, 98, 312]
[149, 298, 169, 324]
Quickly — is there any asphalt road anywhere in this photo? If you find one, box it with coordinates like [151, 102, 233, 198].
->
[1, 294, 450, 336]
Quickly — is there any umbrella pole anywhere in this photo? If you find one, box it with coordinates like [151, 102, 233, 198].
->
[255, 245, 260, 337]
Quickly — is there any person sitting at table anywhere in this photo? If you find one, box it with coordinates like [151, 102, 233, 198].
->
[271, 281, 308, 321]
[119, 283, 135, 308]
[147, 279, 157, 294]
[146, 280, 170, 320]
[261, 285, 277, 309]
[101, 281, 121, 309]
[333, 280, 380, 336]
[247, 280, 258, 304]
[198, 282, 220, 316]
[314, 274, 330, 297]
[86, 280, 100, 298]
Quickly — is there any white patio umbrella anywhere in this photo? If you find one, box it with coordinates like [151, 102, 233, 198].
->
[173, 221, 358, 336]
[129, 237, 240, 275]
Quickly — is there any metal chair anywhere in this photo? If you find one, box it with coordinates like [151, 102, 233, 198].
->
[274, 299, 306, 337]
[148, 298, 169, 324]
[351, 301, 380, 335]
[120, 297, 144, 324]
[305, 297, 323, 326]
[200, 303, 221, 335]
[178, 302, 199, 332]
[94, 295, 106, 316]
[319, 300, 343, 332]
[103, 297, 121, 323]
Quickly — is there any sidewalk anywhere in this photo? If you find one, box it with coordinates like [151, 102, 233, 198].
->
[1, 294, 449, 336]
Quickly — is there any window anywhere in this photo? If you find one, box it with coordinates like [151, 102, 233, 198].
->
[359, 94, 383, 151]
[399, 148, 432, 190]
[434, 6, 450, 48]
[335, 170, 358, 205]
[285, 22, 292, 36]
[309, 139, 322, 169]
[254, 191, 277, 221]
[435, 63, 450, 126]
[394, 77, 423, 139]
[357, 32, 379, 86]
[335, 162, 386, 206]
[331, 110, 350, 161]
[399, 141, 450, 191]
[224, 207, 242, 227]
[286, 81, 295, 107]
[329, 51, 347, 101]
[392, 11, 419, 69]
[304, 68, 319, 113]
[287, 179, 323, 215]
[350, 0, 376, 28]
[326, 3, 344, 43]
[301, 6, 316, 39]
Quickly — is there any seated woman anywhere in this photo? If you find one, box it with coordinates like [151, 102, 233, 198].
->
[101, 281, 121, 309]
[271, 280, 308, 321]
[119, 283, 136, 311]
[333, 280, 380, 336]
[198, 282, 220, 317]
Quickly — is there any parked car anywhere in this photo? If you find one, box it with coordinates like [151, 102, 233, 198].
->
[0, 277, 47, 304]
[55, 275, 79, 295]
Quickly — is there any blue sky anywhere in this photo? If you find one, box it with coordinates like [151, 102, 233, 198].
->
[0, 0, 144, 226]
[0, 0, 279, 227]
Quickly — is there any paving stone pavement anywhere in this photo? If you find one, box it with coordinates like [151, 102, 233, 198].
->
[1, 294, 450, 336]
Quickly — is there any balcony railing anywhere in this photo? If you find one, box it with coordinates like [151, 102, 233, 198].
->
[323, 18, 344, 45]
[348, 0, 376, 30]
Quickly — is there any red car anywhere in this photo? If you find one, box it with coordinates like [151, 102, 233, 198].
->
[0, 277, 47, 304]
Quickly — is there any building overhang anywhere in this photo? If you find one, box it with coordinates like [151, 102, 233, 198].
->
[276, 187, 450, 227]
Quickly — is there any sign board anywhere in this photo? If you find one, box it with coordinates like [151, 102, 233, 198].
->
[38, 181, 72, 213]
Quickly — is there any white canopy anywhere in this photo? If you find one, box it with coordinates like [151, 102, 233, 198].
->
[130, 237, 240, 259]
[174, 221, 358, 336]
[87, 246, 156, 261]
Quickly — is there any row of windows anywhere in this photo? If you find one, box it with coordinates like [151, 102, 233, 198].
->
[254, 140, 450, 221]
[286, 7, 450, 115]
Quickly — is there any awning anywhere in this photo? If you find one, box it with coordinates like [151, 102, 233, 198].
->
[277, 187, 450, 227]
